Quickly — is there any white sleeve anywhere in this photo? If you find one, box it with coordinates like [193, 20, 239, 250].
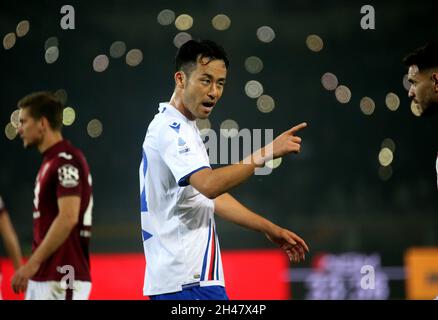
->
[158, 121, 210, 187]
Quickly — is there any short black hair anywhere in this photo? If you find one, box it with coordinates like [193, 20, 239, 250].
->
[18, 91, 63, 131]
[175, 39, 229, 76]
[403, 42, 438, 71]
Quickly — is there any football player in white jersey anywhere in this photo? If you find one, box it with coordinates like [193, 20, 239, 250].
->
[404, 42, 438, 300]
[140, 39, 309, 300]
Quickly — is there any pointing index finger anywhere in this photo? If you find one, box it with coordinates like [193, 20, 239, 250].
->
[289, 122, 307, 134]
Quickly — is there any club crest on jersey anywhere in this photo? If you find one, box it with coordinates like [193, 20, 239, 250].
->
[169, 122, 181, 133]
[58, 164, 80, 188]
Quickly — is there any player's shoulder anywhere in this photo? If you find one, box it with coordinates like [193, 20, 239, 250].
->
[52, 141, 87, 169]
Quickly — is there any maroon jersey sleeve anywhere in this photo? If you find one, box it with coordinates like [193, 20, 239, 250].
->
[55, 157, 83, 198]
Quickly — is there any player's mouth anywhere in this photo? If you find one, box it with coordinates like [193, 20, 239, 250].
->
[202, 102, 215, 109]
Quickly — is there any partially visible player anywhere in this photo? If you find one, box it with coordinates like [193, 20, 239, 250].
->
[11, 91, 93, 300]
[0, 195, 23, 299]
[404, 42, 438, 118]
[403, 42, 438, 300]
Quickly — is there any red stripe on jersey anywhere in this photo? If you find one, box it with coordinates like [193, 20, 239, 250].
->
[208, 225, 216, 281]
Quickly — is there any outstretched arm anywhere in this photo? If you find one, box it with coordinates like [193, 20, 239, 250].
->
[214, 193, 309, 263]
[189, 122, 307, 199]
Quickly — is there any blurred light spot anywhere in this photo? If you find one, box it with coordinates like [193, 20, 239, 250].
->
[175, 14, 193, 31]
[5, 123, 17, 140]
[359, 97, 375, 115]
[403, 74, 411, 91]
[173, 32, 192, 48]
[321, 72, 338, 91]
[63, 107, 76, 126]
[45, 46, 59, 64]
[16, 20, 30, 37]
[378, 165, 393, 181]
[245, 80, 264, 99]
[379, 147, 393, 167]
[244, 56, 263, 74]
[10, 110, 20, 128]
[54, 89, 68, 106]
[3, 33, 16, 50]
[335, 85, 352, 104]
[306, 34, 323, 52]
[266, 157, 282, 169]
[256, 26, 275, 43]
[220, 119, 239, 138]
[110, 41, 126, 58]
[87, 119, 103, 138]
[212, 14, 231, 31]
[196, 118, 211, 135]
[385, 93, 400, 111]
[381, 138, 396, 153]
[93, 54, 109, 72]
[410, 100, 421, 117]
[257, 95, 275, 113]
[157, 9, 175, 26]
[44, 37, 58, 50]
[126, 49, 143, 67]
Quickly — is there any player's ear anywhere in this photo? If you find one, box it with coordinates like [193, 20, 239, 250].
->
[175, 71, 185, 89]
[432, 72, 438, 92]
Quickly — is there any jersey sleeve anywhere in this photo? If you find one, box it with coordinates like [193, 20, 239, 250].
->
[158, 121, 210, 187]
[54, 156, 83, 198]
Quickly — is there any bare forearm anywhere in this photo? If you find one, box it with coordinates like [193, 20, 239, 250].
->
[192, 152, 265, 199]
[214, 193, 275, 233]
[28, 216, 76, 266]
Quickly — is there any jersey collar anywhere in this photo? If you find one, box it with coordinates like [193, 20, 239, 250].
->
[159, 102, 196, 127]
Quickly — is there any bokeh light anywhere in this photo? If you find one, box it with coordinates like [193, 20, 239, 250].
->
[256, 26, 275, 43]
[321, 73, 338, 91]
[110, 41, 127, 58]
[378, 147, 394, 167]
[16, 20, 30, 37]
[306, 34, 323, 52]
[245, 80, 264, 99]
[126, 49, 143, 67]
[335, 85, 352, 104]
[359, 97, 375, 115]
[157, 9, 175, 26]
[212, 14, 231, 31]
[175, 14, 193, 31]
[87, 119, 103, 138]
[63, 107, 76, 126]
[385, 93, 400, 111]
[220, 119, 239, 138]
[3, 33, 16, 50]
[257, 95, 275, 113]
[244, 56, 263, 74]
[93, 54, 109, 72]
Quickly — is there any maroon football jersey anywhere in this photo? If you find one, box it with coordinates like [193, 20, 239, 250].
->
[31, 140, 92, 282]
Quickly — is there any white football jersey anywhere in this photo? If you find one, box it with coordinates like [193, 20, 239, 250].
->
[139, 103, 224, 296]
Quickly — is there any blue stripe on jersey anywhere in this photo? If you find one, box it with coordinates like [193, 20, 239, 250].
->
[200, 219, 212, 281]
[140, 150, 148, 212]
[177, 166, 210, 187]
[142, 229, 153, 242]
